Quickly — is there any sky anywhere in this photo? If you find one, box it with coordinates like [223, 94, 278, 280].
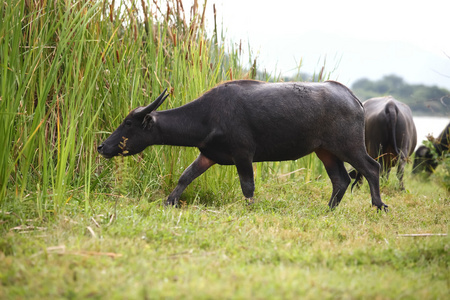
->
[192, 0, 450, 90]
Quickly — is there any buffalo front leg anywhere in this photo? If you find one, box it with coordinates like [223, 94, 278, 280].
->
[165, 153, 216, 206]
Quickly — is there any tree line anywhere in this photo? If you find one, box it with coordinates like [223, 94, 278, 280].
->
[351, 75, 450, 116]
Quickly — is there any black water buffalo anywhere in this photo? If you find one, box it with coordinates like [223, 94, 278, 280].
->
[413, 122, 450, 173]
[98, 80, 387, 211]
[352, 96, 417, 190]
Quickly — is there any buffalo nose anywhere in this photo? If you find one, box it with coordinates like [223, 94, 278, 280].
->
[97, 144, 103, 153]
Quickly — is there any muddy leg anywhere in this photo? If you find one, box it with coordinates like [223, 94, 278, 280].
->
[165, 153, 216, 206]
[316, 149, 351, 209]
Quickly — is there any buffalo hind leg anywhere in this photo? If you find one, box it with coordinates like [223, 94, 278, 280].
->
[165, 153, 216, 206]
[397, 159, 406, 191]
[347, 151, 388, 211]
[234, 156, 255, 204]
[316, 149, 351, 209]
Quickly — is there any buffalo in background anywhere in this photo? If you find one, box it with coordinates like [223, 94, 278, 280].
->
[352, 96, 417, 190]
[413, 122, 450, 174]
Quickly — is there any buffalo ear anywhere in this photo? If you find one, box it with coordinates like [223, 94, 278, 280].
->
[142, 114, 154, 130]
[134, 88, 169, 117]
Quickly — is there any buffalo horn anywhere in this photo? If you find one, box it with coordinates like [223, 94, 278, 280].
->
[135, 88, 169, 116]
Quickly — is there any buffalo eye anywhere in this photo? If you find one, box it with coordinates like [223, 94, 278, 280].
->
[125, 120, 132, 127]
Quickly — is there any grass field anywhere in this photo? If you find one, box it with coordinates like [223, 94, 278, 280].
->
[1, 170, 449, 299]
[1, 1, 449, 299]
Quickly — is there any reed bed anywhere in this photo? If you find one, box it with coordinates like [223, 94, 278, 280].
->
[1, 0, 327, 216]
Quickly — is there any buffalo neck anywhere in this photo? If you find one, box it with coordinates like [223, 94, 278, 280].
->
[154, 104, 210, 147]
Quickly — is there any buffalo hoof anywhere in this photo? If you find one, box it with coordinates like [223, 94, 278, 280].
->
[164, 198, 178, 207]
[374, 203, 389, 213]
[246, 198, 255, 205]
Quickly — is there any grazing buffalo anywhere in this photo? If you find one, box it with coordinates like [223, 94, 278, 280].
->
[98, 80, 387, 211]
[352, 96, 417, 190]
[413, 122, 450, 174]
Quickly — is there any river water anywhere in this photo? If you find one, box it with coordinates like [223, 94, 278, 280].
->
[413, 116, 449, 149]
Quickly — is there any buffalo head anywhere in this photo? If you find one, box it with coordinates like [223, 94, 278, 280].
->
[412, 145, 438, 174]
[97, 89, 168, 158]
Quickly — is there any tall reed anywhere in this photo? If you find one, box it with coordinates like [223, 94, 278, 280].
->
[0, 0, 246, 214]
[1, 0, 327, 216]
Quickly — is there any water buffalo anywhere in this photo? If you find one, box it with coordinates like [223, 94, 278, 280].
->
[98, 80, 387, 211]
[352, 96, 417, 190]
[413, 122, 450, 173]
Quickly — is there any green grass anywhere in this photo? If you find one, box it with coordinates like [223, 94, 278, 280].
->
[1, 171, 448, 299]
